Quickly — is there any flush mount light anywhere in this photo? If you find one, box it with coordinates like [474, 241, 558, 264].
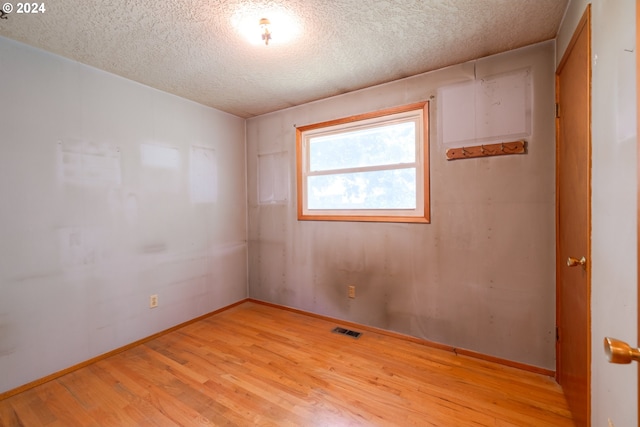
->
[259, 18, 271, 45]
[231, 6, 299, 46]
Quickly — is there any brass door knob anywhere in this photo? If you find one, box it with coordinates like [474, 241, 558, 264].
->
[567, 256, 586, 267]
[604, 337, 640, 364]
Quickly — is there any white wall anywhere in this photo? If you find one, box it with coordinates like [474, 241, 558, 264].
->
[0, 36, 248, 394]
[557, 0, 638, 425]
[247, 41, 557, 369]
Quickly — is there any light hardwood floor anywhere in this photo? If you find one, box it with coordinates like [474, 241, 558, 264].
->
[0, 301, 574, 426]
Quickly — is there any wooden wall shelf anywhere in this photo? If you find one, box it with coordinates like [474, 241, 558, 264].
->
[445, 140, 526, 161]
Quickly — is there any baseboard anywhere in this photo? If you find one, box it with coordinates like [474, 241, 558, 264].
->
[248, 298, 556, 377]
[2, 296, 554, 401]
[0, 298, 250, 401]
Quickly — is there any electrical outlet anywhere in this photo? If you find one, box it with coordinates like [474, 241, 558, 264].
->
[348, 285, 356, 299]
[149, 294, 158, 308]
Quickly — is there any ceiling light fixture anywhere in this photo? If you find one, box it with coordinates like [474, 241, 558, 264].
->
[259, 18, 271, 45]
[231, 7, 299, 46]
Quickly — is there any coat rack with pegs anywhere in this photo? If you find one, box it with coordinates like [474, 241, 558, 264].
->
[445, 140, 526, 161]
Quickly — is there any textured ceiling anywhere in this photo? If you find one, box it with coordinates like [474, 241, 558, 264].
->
[0, 0, 568, 118]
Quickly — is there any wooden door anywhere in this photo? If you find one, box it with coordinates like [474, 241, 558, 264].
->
[556, 5, 591, 426]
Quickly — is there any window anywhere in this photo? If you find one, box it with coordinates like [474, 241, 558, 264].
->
[296, 101, 429, 223]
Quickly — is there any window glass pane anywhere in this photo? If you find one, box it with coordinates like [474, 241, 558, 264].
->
[309, 121, 415, 172]
[308, 168, 416, 210]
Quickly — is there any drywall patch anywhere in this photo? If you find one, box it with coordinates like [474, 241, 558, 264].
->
[190, 145, 217, 204]
[438, 67, 532, 147]
[141, 143, 181, 169]
[57, 139, 121, 186]
[0, 315, 16, 357]
[616, 48, 636, 143]
[58, 227, 106, 268]
[141, 243, 167, 254]
[108, 189, 139, 225]
[123, 192, 139, 225]
[258, 151, 289, 204]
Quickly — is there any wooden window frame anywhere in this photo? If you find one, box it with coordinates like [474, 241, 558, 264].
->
[296, 101, 430, 223]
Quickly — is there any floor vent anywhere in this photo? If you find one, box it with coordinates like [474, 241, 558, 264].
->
[332, 326, 362, 339]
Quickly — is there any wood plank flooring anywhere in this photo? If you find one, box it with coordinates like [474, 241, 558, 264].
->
[0, 301, 574, 426]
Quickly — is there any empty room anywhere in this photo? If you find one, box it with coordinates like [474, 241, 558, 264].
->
[0, 0, 637, 426]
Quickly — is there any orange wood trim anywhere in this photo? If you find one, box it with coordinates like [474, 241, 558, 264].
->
[453, 347, 555, 377]
[557, 5, 591, 72]
[585, 8, 593, 426]
[445, 140, 526, 160]
[0, 299, 250, 401]
[555, 66, 561, 382]
[423, 100, 431, 222]
[248, 298, 555, 377]
[636, 0, 640, 423]
[296, 101, 430, 224]
[297, 214, 430, 223]
[295, 101, 429, 132]
[296, 127, 305, 220]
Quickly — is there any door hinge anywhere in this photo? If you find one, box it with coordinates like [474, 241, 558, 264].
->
[555, 103, 560, 118]
[556, 326, 560, 342]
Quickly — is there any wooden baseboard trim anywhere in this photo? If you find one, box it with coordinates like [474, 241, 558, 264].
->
[248, 298, 555, 377]
[0, 299, 249, 401]
[2, 297, 554, 401]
